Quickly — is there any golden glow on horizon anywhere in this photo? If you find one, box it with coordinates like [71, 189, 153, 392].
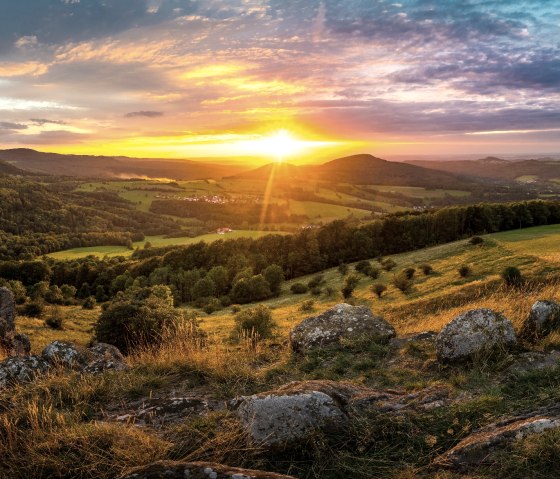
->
[240, 129, 306, 162]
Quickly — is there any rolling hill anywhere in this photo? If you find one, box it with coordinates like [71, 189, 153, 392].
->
[409, 156, 560, 183]
[0, 148, 247, 180]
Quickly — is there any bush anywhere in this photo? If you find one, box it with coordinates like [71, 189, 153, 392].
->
[290, 283, 308, 294]
[458, 265, 472, 278]
[230, 304, 241, 314]
[393, 274, 412, 294]
[419, 264, 433, 275]
[338, 263, 349, 276]
[355, 260, 372, 274]
[324, 286, 335, 297]
[230, 274, 272, 304]
[502, 266, 523, 287]
[402, 267, 415, 280]
[20, 301, 44, 318]
[94, 285, 184, 354]
[45, 306, 64, 330]
[299, 299, 315, 312]
[341, 274, 360, 299]
[367, 267, 380, 279]
[371, 283, 387, 298]
[310, 286, 323, 296]
[307, 274, 325, 289]
[232, 305, 276, 341]
[469, 236, 484, 245]
[381, 258, 397, 271]
[45, 285, 64, 305]
[263, 264, 284, 295]
[82, 296, 96, 309]
[203, 297, 222, 314]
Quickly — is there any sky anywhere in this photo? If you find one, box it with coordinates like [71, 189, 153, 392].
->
[0, 0, 559, 163]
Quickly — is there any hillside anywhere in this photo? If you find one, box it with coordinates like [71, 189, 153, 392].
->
[410, 156, 560, 183]
[0, 159, 30, 176]
[0, 148, 247, 180]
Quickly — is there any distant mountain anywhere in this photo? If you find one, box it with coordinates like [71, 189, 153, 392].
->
[232, 154, 478, 188]
[0, 158, 30, 176]
[409, 157, 560, 182]
[0, 148, 247, 180]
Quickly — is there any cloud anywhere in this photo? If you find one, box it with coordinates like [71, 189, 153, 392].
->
[30, 118, 67, 126]
[0, 121, 27, 130]
[125, 110, 164, 118]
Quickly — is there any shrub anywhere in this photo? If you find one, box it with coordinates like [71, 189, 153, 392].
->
[263, 264, 284, 295]
[219, 295, 232, 307]
[458, 265, 472, 278]
[310, 286, 323, 296]
[338, 263, 349, 276]
[299, 299, 315, 312]
[419, 264, 433, 275]
[230, 304, 241, 313]
[94, 285, 183, 354]
[502, 266, 523, 287]
[341, 274, 360, 299]
[381, 258, 397, 271]
[20, 301, 44, 318]
[82, 296, 96, 309]
[469, 236, 484, 245]
[402, 267, 415, 280]
[355, 260, 372, 274]
[232, 305, 276, 341]
[203, 297, 222, 314]
[290, 282, 308, 294]
[230, 274, 271, 304]
[307, 274, 325, 289]
[371, 283, 387, 298]
[367, 267, 380, 279]
[45, 306, 64, 330]
[393, 274, 412, 294]
[324, 286, 335, 297]
[45, 285, 64, 305]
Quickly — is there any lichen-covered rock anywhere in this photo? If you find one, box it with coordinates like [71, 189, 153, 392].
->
[520, 300, 560, 341]
[83, 342, 128, 374]
[235, 380, 358, 447]
[290, 303, 395, 353]
[507, 350, 560, 376]
[119, 461, 295, 479]
[436, 309, 517, 363]
[0, 355, 49, 388]
[435, 416, 560, 470]
[42, 340, 86, 369]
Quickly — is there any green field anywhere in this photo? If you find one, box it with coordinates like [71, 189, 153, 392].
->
[47, 230, 289, 260]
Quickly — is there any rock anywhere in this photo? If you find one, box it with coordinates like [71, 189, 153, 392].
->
[42, 340, 86, 369]
[389, 331, 437, 349]
[520, 300, 560, 342]
[114, 397, 214, 427]
[436, 309, 517, 363]
[235, 380, 359, 447]
[507, 350, 560, 376]
[119, 461, 295, 479]
[290, 303, 395, 353]
[0, 287, 16, 355]
[83, 342, 128, 374]
[13, 333, 31, 357]
[435, 416, 560, 470]
[0, 355, 49, 388]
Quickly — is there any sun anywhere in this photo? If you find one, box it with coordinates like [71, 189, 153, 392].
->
[259, 129, 304, 162]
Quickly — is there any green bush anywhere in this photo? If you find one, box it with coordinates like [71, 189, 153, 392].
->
[371, 283, 387, 298]
[82, 296, 96, 310]
[469, 236, 484, 245]
[230, 274, 271, 304]
[290, 283, 308, 294]
[502, 266, 523, 287]
[381, 258, 397, 271]
[338, 263, 349, 276]
[419, 264, 433, 275]
[393, 274, 412, 294]
[45, 306, 65, 330]
[341, 274, 360, 299]
[307, 274, 325, 289]
[203, 297, 222, 314]
[232, 305, 276, 341]
[402, 267, 415, 280]
[355, 260, 372, 274]
[299, 299, 315, 312]
[263, 264, 284, 295]
[94, 285, 184, 354]
[20, 301, 44, 318]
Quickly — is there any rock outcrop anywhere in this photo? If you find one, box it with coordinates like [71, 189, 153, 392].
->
[119, 461, 295, 479]
[0, 355, 49, 388]
[435, 415, 560, 470]
[82, 342, 128, 374]
[436, 309, 517, 363]
[507, 350, 560, 376]
[290, 303, 395, 353]
[42, 340, 86, 369]
[519, 300, 560, 341]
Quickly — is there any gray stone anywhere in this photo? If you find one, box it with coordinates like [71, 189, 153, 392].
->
[83, 342, 128, 374]
[235, 380, 360, 447]
[435, 416, 560, 470]
[0, 355, 49, 388]
[42, 340, 86, 369]
[520, 300, 560, 341]
[436, 309, 517, 363]
[119, 461, 296, 479]
[290, 303, 395, 353]
[507, 350, 560, 376]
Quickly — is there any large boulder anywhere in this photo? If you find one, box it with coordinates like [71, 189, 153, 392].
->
[119, 461, 295, 479]
[519, 300, 560, 342]
[82, 342, 128, 374]
[436, 309, 517, 363]
[235, 380, 359, 447]
[0, 287, 16, 354]
[0, 355, 49, 388]
[435, 416, 560, 470]
[290, 303, 395, 353]
[42, 340, 86, 369]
